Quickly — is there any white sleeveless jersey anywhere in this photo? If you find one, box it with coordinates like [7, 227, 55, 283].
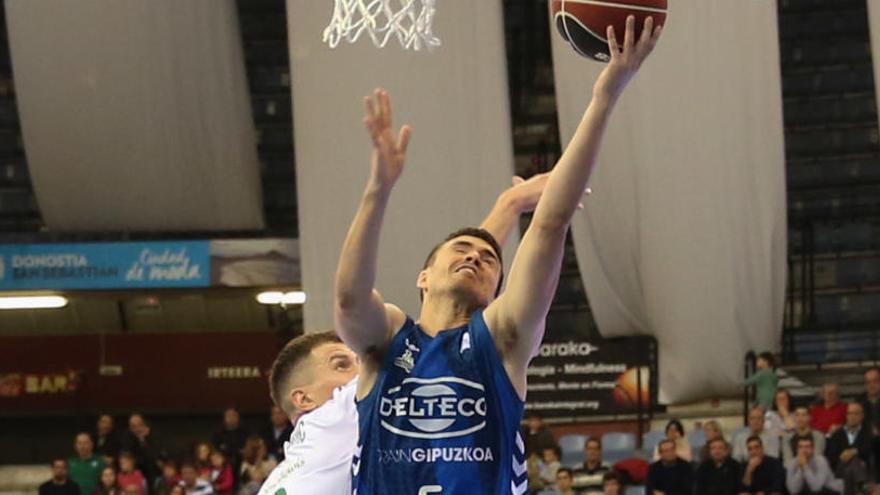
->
[258, 377, 359, 495]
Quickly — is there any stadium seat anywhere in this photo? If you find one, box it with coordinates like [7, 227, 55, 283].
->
[624, 486, 646, 495]
[641, 431, 665, 456]
[559, 434, 588, 467]
[602, 432, 637, 464]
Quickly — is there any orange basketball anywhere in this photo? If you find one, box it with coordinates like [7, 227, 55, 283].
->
[551, 0, 667, 62]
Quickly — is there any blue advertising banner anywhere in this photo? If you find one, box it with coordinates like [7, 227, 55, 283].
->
[0, 241, 210, 290]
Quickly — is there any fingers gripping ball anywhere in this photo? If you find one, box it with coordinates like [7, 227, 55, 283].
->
[551, 0, 667, 62]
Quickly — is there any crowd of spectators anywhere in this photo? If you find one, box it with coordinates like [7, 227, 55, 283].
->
[524, 367, 880, 495]
[38, 407, 293, 495]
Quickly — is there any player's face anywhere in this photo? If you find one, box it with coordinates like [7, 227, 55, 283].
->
[420, 236, 501, 306]
[302, 342, 360, 409]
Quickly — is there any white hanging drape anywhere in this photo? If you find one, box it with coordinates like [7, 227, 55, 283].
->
[550, 0, 787, 402]
[5, 0, 263, 231]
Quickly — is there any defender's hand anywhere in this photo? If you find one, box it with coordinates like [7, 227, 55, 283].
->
[363, 88, 411, 190]
[593, 15, 663, 103]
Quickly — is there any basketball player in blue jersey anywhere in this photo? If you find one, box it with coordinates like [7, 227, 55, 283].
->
[335, 16, 662, 495]
[259, 174, 560, 495]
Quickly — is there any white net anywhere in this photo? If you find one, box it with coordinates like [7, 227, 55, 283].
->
[323, 0, 441, 51]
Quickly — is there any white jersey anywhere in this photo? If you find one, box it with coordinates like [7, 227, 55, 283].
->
[258, 377, 359, 495]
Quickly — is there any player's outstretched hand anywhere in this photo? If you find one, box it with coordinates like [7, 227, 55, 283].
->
[364, 88, 411, 191]
[593, 15, 662, 103]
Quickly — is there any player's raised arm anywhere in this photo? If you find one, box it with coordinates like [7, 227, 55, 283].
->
[334, 89, 410, 358]
[485, 17, 662, 390]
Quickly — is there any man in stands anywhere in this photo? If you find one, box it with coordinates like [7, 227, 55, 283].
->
[783, 406, 826, 464]
[261, 406, 292, 462]
[811, 383, 847, 435]
[785, 436, 842, 495]
[734, 406, 781, 462]
[695, 438, 742, 495]
[178, 462, 214, 495]
[572, 438, 611, 495]
[123, 414, 165, 486]
[825, 402, 871, 494]
[93, 415, 121, 465]
[39, 459, 80, 495]
[211, 407, 249, 476]
[856, 368, 880, 480]
[646, 439, 693, 495]
[741, 436, 785, 495]
[68, 432, 105, 495]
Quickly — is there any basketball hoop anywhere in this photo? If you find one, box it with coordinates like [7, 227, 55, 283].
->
[323, 0, 441, 51]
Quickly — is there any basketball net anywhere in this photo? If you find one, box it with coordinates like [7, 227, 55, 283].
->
[322, 0, 441, 51]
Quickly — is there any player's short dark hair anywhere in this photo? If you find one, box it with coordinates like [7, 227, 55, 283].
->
[421, 227, 504, 300]
[746, 435, 763, 447]
[269, 331, 343, 414]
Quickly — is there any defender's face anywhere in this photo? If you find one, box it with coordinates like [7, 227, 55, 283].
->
[299, 342, 360, 410]
[419, 236, 501, 306]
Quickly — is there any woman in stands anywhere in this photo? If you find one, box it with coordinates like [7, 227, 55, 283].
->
[652, 419, 692, 462]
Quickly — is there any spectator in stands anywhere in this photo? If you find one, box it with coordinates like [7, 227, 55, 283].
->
[857, 367, 880, 481]
[69, 432, 105, 495]
[695, 438, 742, 495]
[211, 408, 249, 473]
[740, 436, 785, 495]
[744, 351, 779, 410]
[169, 486, 184, 495]
[193, 443, 213, 481]
[646, 439, 693, 495]
[527, 448, 546, 494]
[152, 460, 180, 495]
[766, 388, 796, 439]
[179, 462, 213, 495]
[208, 450, 233, 495]
[538, 446, 563, 489]
[783, 406, 826, 464]
[698, 420, 725, 462]
[601, 472, 622, 495]
[785, 436, 843, 495]
[811, 383, 848, 435]
[826, 402, 871, 495]
[550, 467, 575, 495]
[652, 419, 692, 462]
[40, 459, 81, 495]
[94, 466, 119, 495]
[238, 436, 276, 495]
[116, 452, 146, 495]
[572, 438, 610, 494]
[261, 406, 292, 462]
[735, 406, 781, 462]
[94, 415, 121, 466]
[124, 414, 165, 486]
[524, 413, 557, 458]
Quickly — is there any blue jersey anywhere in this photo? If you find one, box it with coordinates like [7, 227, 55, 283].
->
[354, 309, 526, 495]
